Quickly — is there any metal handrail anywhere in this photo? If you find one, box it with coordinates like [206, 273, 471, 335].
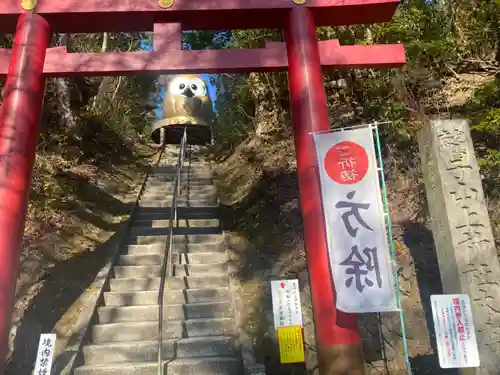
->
[157, 127, 188, 375]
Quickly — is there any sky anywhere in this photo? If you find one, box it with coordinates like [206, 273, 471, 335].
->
[139, 39, 218, 119]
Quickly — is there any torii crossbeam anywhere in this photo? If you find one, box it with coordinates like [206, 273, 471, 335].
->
[0, 1, 405, 374]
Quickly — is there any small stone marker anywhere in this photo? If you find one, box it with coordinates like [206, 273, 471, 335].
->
[33, 333, 56, 375]
[431, 294, 480, 368]
[271, 279, 305, 364]
[419, 119, 500, 374]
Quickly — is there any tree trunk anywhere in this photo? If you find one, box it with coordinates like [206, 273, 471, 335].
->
[54, 33, 78, 133]
[91, 33, 112, 111]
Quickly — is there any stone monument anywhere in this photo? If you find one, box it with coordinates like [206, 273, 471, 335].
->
[419, 119, 500, 374]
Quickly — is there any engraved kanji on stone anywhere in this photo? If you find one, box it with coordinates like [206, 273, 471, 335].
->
[335, 191, 373, 237]
[450, 147, 469, 163]
[450, 185, 479, 207]
[340, 245, 382, 292]
[437, 126, 466, 149]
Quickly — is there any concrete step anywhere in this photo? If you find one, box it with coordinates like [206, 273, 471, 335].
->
[149, 169, 212, 176]
[141, 190, 216, 198]
[110, 277, 161, 291]
[104, 288, 230, 306]
[135, 206, 219, 220]
[131, 233, 223, 245]
[129, 226, 221, 238]
[97, 304, 158, 324]
[148, 173, 213, 180]
[139, 199, 218, 208]
[164, 358, 243, 375]
[114, 262, 228, 278]
[92, 318, 237, 343]
[75, 362, 157, 375]
[140, 193, 217, 201]
[132, 218, 220, 228]
[174, 252, 228, 265]
[146, 179, 213, 187]
[82, 336, 240, 365]
[139, 198, 218, 207]
[140, 192, 217, 201]
[118, 254, 163, 266]
[118, 252, 227, 266]
[150, 166, 212, 174]
[172, 337, 240, 360]
[124, 242, 225, 255]
[147, 177, 214, 184]
[141, 186, 217, 196]
[173, 202, 218, 209]
[173, 263, 228, 276]
[109, 275, 229, 292]
[98, 301, 233, 324]
[75, 357, 242, 375]
[114, 265, 161, 278]
[166, 275, 229, 289]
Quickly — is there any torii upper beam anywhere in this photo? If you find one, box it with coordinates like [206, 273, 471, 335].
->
[0, 0, 399, 33]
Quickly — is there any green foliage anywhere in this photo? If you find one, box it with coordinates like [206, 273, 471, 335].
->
[211, 73, 256, 153]
[202, 0, 500, 194]
[469, 80, 500, 191]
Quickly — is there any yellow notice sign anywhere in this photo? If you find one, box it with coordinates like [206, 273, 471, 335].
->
[277, 326, 305, 364]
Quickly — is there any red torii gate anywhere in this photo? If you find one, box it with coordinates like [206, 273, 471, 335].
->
[0, 1, 405, 374]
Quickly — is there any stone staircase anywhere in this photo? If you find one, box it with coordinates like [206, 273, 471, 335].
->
[72, 147, 244, 375]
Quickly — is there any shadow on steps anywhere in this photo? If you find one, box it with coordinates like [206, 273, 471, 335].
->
[6, 173, 138, 374]
[6, 226, 126, 375]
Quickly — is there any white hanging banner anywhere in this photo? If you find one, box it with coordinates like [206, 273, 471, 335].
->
[313, 125, 398, 312]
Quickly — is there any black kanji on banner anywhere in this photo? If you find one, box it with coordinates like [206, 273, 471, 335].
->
[340, 245, 382, 292]
[335, 190, 381, 292]
[335, 191, 373, 237]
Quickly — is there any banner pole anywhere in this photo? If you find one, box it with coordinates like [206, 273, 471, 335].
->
[372, 123, 412, 375]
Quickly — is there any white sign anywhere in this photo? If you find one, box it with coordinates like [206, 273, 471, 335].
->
[431, 294, 479, 368]
[245, 364, 266, 375]
[271, 279, 303, 328]
[33, 333, 57, 375]
[313, 126, 398, 313]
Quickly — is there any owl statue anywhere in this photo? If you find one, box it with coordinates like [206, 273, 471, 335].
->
[151, 74, 214, 147]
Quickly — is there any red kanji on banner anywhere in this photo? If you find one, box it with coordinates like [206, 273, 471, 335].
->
[324, 141, 368, 184]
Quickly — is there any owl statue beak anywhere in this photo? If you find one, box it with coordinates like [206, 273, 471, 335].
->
[182, 87, 195, 98]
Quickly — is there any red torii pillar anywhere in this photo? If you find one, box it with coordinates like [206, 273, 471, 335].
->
[0, 12, 51, 375]
[285, 8, 364, 374]
[0, 2, 404, 374]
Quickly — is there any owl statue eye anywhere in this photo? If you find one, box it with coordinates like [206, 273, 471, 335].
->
[169, 77, 189, 96]
[188, 78, 207, 97]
